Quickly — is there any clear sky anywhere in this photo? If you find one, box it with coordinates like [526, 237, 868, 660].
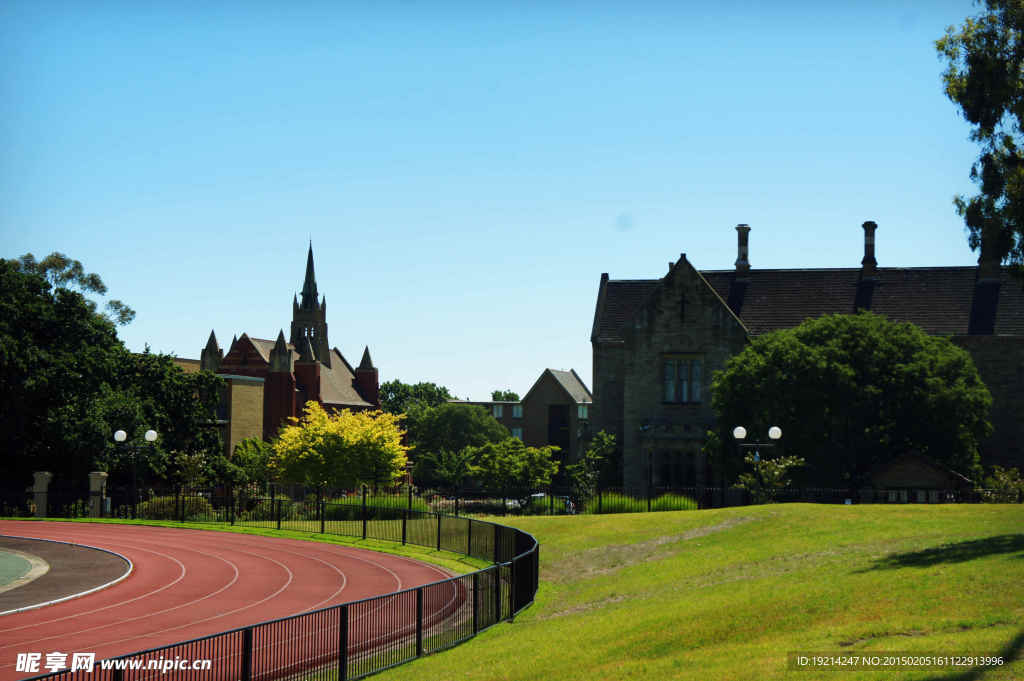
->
[1, 0, 985, 401]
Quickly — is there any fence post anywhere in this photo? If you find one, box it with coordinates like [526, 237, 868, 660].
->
[495, 565, 503, 621]
[455, 496, 459, 517]
[416, 586, 424, 657]
[467, 519, 473, 556]
[320, 500, 326, 535]
[241, 627, 253, 681]
[510, 556, 517, 617]
[229, 489, 235, 525]
[493, 524, 501, 563]
[436, 513, 442, 551]
[472, 571, 480, 633]
[275, 498, 282, 530]
[361, 485, 368, 540]
[408, 484, 413, 510]
[402, 508, 407, 545]
[338, 604, 349, 681]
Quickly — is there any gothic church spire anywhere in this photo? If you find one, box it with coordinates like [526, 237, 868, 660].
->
[299, 241, 319, 311]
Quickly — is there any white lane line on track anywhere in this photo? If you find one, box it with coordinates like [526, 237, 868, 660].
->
[0, 544, 184, 637]
[0, 534, 134, 617]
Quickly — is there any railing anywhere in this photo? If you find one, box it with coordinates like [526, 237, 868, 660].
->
[21, 491, 539, 681]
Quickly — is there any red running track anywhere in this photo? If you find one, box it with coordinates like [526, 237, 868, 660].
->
[0, 521, 463, 681]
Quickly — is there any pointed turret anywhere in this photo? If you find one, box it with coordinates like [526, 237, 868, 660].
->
[296, 333, 317, 363]
[354, 345, 380, 407]
[299, 242, 318, 310]
[200, 330, 223, 372]
[269, 330, 291, 372]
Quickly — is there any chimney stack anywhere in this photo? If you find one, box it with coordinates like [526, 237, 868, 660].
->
[861, 221, 878, 277]
[977, 227, 1002, 282]
[735, 224, 751, 277]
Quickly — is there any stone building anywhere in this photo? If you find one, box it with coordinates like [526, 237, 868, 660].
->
[591, 222, 1024, 491]
[198, 245, 380, 456]
[452, 368, 593, 475]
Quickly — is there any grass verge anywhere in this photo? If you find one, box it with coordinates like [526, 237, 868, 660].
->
[374, 503, 1024, 681]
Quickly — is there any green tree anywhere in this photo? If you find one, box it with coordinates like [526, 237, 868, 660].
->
[412, 448, 478, 493]
[469, 438, 560, 505]
[14, 252, 136, 325]
[566, 430, 615, 504]
[379, 380, 455, 414]
[981, 465, 1024, 501]
[491, 389, 519, 401]
[271, 402, 409, 490]
[936, 1, 1024, 270]
[711, 312, 992, 486]
[735, 452, 807, 504]
[405, 403, 509, 460]
[232, 437, 275, 484]
[0, 258, 222, 488]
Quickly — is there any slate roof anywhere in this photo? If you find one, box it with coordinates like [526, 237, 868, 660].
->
[548, 369, 593, 403]
[594, 267, 1024, 341]
[248, 337, 374, 408]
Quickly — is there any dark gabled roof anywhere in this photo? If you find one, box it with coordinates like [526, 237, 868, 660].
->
[594, 266, 1024, 341]
[550, 369, 593, 403]
[248, 337, 373, 408]
[592, 279, 660, 343]
[522, 368, 593, 405]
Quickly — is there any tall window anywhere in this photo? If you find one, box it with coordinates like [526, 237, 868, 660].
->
[578, 404, 589, 420]
[493, 404, 504, 418]
[511, 426, 523, 440]
[512, 404, 523, 418]
[662, 356, 703, 403]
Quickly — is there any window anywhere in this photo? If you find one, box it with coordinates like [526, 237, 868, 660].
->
[493, 404, 504, 418]
[662, 356, 703, 403]
[512, 404, 523, 418]
[578, 404, 589, 420]
[511, 427, 523, 440]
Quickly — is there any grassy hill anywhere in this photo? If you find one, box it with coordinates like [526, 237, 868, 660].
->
[377, 503, 1024, 681]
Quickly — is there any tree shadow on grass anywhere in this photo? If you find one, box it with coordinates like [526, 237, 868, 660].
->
[862, 535, 1024, 571]
[918, 630, 1023, 681]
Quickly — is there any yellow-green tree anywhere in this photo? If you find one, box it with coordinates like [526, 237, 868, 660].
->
[271, 402, 409, 490]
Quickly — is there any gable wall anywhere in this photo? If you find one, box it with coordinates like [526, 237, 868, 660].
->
[618, 263, 747, 491]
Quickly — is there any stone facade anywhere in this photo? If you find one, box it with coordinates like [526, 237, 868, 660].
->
[592, 222, 1024, 489]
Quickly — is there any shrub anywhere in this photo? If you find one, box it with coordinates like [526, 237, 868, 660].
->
[136, 495, 214, 521]
[583, 491, 697, 514]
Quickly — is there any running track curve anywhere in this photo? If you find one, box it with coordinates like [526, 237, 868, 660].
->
[0, 521, 461, 681]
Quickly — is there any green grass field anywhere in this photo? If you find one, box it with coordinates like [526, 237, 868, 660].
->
[372, 503, 1024, 681]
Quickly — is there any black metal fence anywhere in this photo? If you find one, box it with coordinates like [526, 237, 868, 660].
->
[22, 489, 539, 681]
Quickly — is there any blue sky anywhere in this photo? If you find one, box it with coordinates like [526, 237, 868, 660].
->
[1, 1, 984, 400]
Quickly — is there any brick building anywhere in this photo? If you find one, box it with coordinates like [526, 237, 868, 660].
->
[591, 222, 1024, 491]
[198, 245, 380, 455]
[453, 368, 593, 474]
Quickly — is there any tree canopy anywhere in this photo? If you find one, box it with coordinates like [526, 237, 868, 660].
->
[378, 379, 455, 415]
[491, 389, 519, 401]
[405, 403, 509, 460]
[937, 0, 1024, 271]
[0, 257, 222, 487]
[710, 312, 992, 486]
[271, 402, 409, 490]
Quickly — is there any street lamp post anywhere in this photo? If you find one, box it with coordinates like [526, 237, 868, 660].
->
[114, 429, 158, 519]
[732, 425, 782, 502]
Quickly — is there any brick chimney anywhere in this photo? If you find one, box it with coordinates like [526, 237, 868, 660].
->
[861, 221, 878, 277]
[734, 224, 751, 276]
[855, 221, 879, 312]
[969, 227, 1002, 334]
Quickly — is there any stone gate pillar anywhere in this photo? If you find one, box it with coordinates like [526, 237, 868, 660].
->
[89, 471, 109, 518]
[32, 471, 53, 518]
